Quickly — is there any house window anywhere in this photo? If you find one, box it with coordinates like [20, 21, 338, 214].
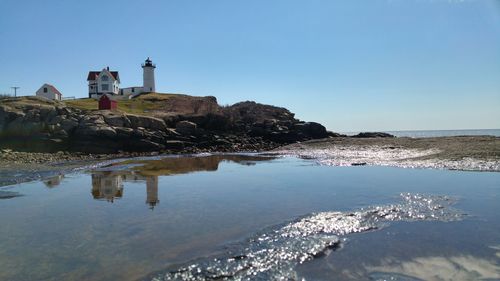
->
[43, 87, 48, 93]
[101, 75, 109, 81]
[131, 88, 135, 93]
[102, 84, 109, 91]
[90, 86, 93, 89]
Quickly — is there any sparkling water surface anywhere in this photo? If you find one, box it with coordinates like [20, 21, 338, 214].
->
[0, 154, 499, 281]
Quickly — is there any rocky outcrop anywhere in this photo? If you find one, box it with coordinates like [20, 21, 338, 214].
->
[352, 132, 395, 138]
[175, 121, 197, 135]
[0, 96, 339, 153]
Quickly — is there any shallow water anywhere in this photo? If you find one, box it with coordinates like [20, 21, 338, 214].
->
[0, 154, 499, 281]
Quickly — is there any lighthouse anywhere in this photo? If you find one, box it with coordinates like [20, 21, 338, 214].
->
[142, 57, 156, 93]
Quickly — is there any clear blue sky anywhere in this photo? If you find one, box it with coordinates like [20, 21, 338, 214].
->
[1, 0, 499, 132]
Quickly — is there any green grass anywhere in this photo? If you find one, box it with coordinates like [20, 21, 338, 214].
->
[64, 93, 181, 115]
[64, 98, 97, 110]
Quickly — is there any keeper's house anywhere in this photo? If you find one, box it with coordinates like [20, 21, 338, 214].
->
[87, 67, 120, 98]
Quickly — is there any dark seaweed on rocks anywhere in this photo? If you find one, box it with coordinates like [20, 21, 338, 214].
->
[149, 193, 464, 281]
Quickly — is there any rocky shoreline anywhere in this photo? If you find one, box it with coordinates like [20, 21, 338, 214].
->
[273, 135, 500, 172]
[0, 96, 334, 154]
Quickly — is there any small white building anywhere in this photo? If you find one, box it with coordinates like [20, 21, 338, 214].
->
[119, 86, 143, 96]
[36, 84, 62, 101]
[87, 67, 120, 98]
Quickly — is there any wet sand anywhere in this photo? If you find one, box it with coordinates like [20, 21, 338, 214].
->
[274, 136, 500, 172]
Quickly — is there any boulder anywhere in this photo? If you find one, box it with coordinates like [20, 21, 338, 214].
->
[127, 114, 167, 131]
[48, 115, 66, 125]
[352, 132, 395, 138]
[115, 127, 134, 138]
[104, 114, 132, 127]
[294, 122, 328, 138]
[80, 115, 106, 126]
[60, 119, 79, 132]
[75, 125, 116, 138]
[176, 121, 197, 135]
[165, 140, 186, 150]
[39, 106, 58, 121]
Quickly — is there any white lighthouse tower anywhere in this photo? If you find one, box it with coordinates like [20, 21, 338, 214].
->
[142, 57, 156, 93]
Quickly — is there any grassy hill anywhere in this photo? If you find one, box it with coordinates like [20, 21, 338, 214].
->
[64, 93, 219, 116]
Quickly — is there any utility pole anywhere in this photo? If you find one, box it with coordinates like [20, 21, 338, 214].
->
[10, 86, 20, 97]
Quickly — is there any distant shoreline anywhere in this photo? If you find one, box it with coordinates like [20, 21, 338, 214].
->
[340, 129, 500, 138]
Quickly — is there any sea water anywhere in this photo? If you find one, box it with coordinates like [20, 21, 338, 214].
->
[0, 155, 498, 281]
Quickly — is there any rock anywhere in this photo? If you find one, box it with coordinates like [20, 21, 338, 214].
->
[248, 124, 268, 137]
[352, 132, 395, 138]
[53, 129, 69, 138]
[60, 119, 79, 132]
[127, 114, 167, 131]
[80, 115, 105, 125]
[176, 121, 197, 135]
[104, 114, 131, 128]
[39, 106, 57, 121]
[165, 140, 186, 149]
[327, 131, 347, 138]
[129, 139, 164, 151]
[75, 125, 116, 138]
[294, 122, 328, 138]
[97, 126, 117, 138]
[115, 127, 134, 137]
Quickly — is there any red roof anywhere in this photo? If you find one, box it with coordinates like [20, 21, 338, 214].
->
[87, 71, 119, 81]
[45, 84, 62, 96]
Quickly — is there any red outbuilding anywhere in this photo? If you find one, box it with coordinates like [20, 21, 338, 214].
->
[98, 94, 117, 110]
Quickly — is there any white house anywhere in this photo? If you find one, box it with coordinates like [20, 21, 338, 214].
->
[36, 84, 62, 101]
[87, 67, 120, 98]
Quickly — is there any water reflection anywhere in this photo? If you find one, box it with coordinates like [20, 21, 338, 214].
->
[43, 174, 64, 188]
[91, 171, 158, 208]
[89, 154, 274, 209]
[91, 172, 125, 203]
[366, 254, 500, 281]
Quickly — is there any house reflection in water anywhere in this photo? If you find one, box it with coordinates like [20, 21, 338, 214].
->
[91, 172, 124, 203]
[91, 171, 159, 208]
[43, 174, 64, 188]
